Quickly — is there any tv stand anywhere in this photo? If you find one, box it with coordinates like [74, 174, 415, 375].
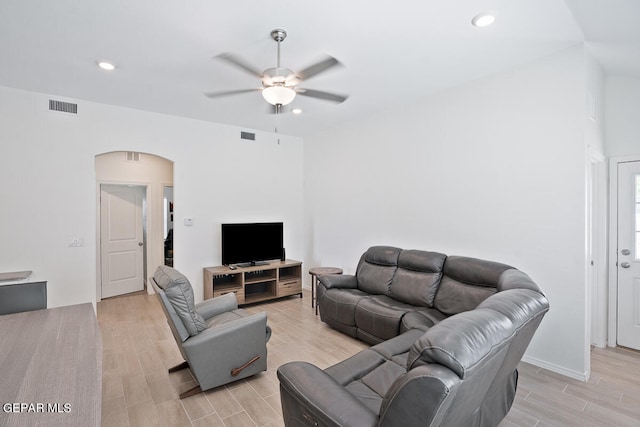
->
[203, 259, 302, 305]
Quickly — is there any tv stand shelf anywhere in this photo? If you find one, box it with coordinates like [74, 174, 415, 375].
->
[203, 260, 302, 305]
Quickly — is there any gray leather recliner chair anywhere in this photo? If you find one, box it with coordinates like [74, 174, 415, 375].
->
[152, 266, 271, 398]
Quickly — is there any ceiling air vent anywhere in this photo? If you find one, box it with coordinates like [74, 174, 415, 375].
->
[126, 152, 141, 162]
[240, 131, 255, 141]
[49, 99, 78, 114]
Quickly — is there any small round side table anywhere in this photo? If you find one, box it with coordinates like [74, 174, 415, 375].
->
[309, 267, 343, 315]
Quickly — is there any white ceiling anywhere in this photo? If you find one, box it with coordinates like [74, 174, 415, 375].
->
[0, 0, 638, 137]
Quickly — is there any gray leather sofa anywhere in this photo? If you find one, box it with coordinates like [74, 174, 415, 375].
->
[277, 246, 549, 426]
[152, 266, 271, 398]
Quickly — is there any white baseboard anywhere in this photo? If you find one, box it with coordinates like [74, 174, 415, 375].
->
[521, 355, 588, 382]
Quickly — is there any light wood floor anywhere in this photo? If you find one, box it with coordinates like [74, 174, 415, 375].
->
[98, 291, 640, 427]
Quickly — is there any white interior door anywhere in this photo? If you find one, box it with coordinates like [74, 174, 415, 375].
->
[101, 184, 145, 298]
[617, 161, 640, 350]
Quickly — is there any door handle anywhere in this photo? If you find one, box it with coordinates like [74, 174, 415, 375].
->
[621, 249, 631, 256]
[621, 262, 630, 268]
[138, 242, 144, 247]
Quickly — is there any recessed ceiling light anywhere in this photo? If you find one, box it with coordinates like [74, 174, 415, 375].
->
[472, 12, 496, 27]
[97, 61, 116, 71]
[292, 108, 302, 115]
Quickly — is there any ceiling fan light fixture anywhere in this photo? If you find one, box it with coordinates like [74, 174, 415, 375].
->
[262, 85, 296, 106]
[472, 12, 496, 27]
[206, 28, 348, 111]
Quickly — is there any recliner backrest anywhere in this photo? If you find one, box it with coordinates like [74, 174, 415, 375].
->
[153, 266, 207, 337]
[379, 309, 514, 427]
[356, 246, 401, 295]
[152, 278, 190, 343]
[433, 256, 513, 315]
[406, 309, 513, 376]
[389, 250, 446, 307]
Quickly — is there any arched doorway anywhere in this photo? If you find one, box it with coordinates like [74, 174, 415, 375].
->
[95, 151, 174, 299]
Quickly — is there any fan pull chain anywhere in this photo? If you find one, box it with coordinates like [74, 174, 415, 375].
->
[275, 104, 281, 144]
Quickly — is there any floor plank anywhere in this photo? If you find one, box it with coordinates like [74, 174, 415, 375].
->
[98, 291, 640, 426]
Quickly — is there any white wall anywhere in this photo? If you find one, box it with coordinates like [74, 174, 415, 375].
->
[584, 49, 606, 156]
[583, 48, 607, 352]
[0, 86, 304, 307]
[605, 75, 640, 157]
[603, 75, 640, 349]
[304, 46, 590, 378]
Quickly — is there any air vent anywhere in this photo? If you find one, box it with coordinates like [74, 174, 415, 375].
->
[49, 99, 77, 114]
[126, 152, 141, 162]
[240, 131, 255, 141]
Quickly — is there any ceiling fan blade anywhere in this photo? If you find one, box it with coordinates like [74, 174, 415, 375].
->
[215, 53, 264, 78]
[204, 88, 260, 99]
[296, 88, 348, 103]
[295, 56, 340, 81]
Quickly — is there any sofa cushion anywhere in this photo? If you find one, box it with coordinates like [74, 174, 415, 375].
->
[407, 309, 513, 379]
[326, 329, 424, 415]
[153, 266, 207, 337]
[389, 250, 446, 306]
[325, 349, 389, 414]
[356, 246, 401, 295]
[205, 308, 249, 328]
[433, 256, 513, 315]
[399, 308, 447, 333]
[370, 328, 424, 366]
[321, 288, 369, 327]
[363, 246, 402, 266]
[326, 348, 387, 386]
[355, 296, 417, 342]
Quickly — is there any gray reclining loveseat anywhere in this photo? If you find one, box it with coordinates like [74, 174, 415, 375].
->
[277, 246, 549, 426]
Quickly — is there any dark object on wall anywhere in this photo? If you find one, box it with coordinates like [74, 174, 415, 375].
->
[0, 281, 47, 315]
[49, 99, 77, 114]
[240, 131, 256, 141]
[165, 229, 174, 267]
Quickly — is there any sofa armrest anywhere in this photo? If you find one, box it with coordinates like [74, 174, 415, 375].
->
[378, 365, 459, 427]
[194, 292, 238, 320]
[318, 274, 358, 289]
[498, 269, 544, 294]
[278, 361, 378, 427]
[183, 311, 268, 350]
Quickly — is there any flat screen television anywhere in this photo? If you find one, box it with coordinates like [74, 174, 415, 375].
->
[221, 222, 284, 266]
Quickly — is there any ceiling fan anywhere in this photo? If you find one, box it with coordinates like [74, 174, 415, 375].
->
[204, 29, 348, 113]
